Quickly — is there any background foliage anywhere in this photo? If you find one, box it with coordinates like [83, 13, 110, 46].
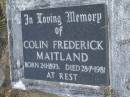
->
[0, 0, 7, 58]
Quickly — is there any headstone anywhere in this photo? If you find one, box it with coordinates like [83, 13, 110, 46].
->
[7, 0, 130, 97]
[21, 4, 109, 86]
